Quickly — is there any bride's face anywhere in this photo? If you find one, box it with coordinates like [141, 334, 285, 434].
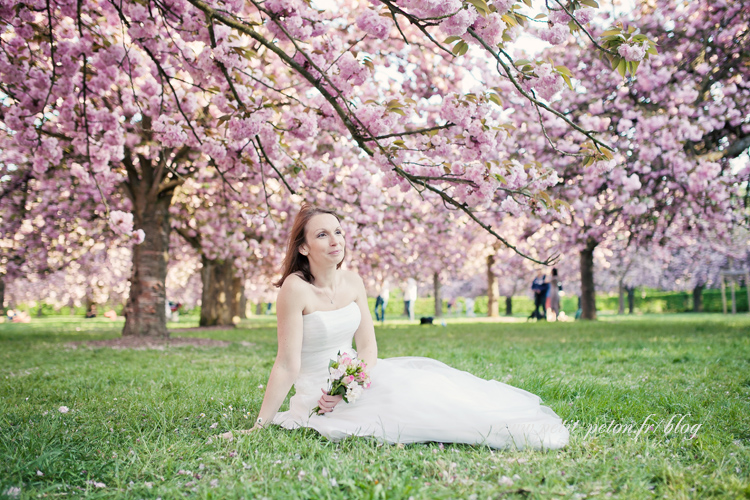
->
[300, 214, 345, 265]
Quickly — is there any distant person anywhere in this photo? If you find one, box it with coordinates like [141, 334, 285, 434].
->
[447, 297, 456, 315]
[12, 310, 30, 323]
[375, 279, 389, 323]
[170, 302, 182, 322]
[465, 297, 476, 317]
[85, 304, 97, 318]
[547, 268, 561, 321]
[530, 273, 549, 320]
[403, 278, 417, 321]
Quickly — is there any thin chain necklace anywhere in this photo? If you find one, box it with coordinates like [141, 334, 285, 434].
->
[316, 282, 336, 304]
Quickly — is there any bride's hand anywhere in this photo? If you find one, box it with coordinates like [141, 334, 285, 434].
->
[317, 388, 343, 414]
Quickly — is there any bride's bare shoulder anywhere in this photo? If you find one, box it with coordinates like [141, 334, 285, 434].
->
[341, 269, 365, 288]
[279, 273, 310, 297]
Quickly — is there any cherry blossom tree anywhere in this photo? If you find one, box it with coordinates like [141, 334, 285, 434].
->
[506, 0, 748, 319]
[1, 0, 654, 335]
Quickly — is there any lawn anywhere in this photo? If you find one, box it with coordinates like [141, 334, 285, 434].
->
[2, 314, 750, 499]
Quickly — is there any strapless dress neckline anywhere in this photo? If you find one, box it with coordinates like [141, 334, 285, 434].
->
[303, 301, 358, 317]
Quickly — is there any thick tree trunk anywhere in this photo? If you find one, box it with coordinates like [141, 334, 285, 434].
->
[122, 191, 173, 337]
[626, 286, 635, 314]
[505, 296, 512, 316]
[433, 272, 442, 317]
[579, 239, 598, 320]
[200, 256, 242, 327]
[0, 277, 5, 314]
[487, 254, 499, 317]
[618, 279, 625, 315]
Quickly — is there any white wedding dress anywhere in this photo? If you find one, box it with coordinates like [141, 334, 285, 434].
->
[273, 302, 569, 450]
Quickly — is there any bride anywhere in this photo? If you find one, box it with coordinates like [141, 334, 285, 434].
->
[223, 204, 569, 450]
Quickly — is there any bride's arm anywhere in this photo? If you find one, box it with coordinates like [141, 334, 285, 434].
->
[253, 279, 305, 428]
[352, 272, 378, 371]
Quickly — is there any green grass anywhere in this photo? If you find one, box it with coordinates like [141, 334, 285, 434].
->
[2, 315, 750, 499]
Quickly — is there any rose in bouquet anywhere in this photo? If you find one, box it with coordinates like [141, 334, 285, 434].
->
[311, 351, 371, 416]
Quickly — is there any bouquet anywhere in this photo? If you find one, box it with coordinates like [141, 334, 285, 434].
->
[311, 351, 371, 416]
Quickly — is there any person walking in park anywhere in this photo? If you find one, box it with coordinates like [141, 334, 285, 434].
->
[374, 279, 389, 323]
[403, 278, 418, 321]
[530, 273, 549, 320]
[219, 203, 568, 449]
[547, 268, 561, 321]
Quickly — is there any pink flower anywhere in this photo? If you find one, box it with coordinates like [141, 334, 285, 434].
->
[617, 42, 647, 62]
[58, 406, 70, 413]
[133, 229, 146, 245]
[109, 210, 134, 236]
[441, 6, 478, 37]
[356, 9, 390, 39]
[539, 23, 569, 45]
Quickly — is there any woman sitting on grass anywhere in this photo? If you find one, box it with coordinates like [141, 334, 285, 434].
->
[222, 204, 568, 450]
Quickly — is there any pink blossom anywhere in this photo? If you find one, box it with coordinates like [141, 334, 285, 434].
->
[441, 7, 479, 37]
[133, 229, 146, 245]
[471, 13, 506, 46]
[539, 24, 569, 45]
[618, 42, 647, 62]
[524, 63, 564, 101]
[356, 9, 390, 39]
[109, 211, 134, 236]
[492, 0, 515, 14]
[622, 173, 642, 192]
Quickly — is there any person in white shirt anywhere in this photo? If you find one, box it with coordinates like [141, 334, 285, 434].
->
[403, 278, 417, 321]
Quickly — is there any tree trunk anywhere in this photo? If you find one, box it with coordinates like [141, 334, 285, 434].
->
[626, 286, 635, 314]
[0, 277, 5, 314]
[579, 239, 598, 320]
[486, 254, 499, 317]
[505, 296, 512, 316]
[433, 272, 442, 317]
[122, 190, 173, 337]
[618, 279, 625, 315]
[200, 256, 242, 327]
[691, 284, 703, 312]
[255, 301, 262, 315]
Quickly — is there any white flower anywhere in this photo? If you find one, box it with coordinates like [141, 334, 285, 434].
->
[329, 367, 345, 379]
[345, 382, 364, 402]
[86, 480, 106, 488]
[36, 470, 44, 477]
[58, 406, 69, 414]
[209, 422, 218, 429]
[498, 475, 514, 486]
[3, 487, 21, 498]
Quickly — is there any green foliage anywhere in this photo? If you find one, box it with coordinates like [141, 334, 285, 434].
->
[1, 315, 750, 498]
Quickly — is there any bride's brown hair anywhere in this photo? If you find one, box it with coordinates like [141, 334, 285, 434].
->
[274, 203, 345, 287]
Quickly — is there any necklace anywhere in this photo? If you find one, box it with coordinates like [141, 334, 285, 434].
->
[316, 282, 336, 304]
